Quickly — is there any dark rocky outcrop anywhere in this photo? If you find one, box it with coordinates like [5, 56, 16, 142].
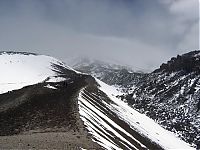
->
[154, 50, 200, 73]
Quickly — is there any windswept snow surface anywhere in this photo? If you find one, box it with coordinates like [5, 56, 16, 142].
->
[0, 52, 67, 94]
[78, 78, 194, 149]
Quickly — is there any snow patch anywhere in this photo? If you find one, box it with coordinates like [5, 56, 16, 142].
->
[44, 84, 57, 90]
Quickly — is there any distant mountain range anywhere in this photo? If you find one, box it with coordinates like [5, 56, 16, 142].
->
[0, 51, 197, 149]
[72, 57, 145, 89]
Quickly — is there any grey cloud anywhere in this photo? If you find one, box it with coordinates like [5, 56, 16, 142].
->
[0, 0, 198, 71]
[159, 0, 199, 54]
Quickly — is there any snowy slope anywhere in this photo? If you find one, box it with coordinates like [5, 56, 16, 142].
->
[78, 78, 194, 149]
[0, 52, 68, 94]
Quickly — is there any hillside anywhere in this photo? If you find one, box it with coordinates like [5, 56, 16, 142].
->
[73, 51, 200, 149]
[125, 51, 200, 148]
[0, 51, 194, 149]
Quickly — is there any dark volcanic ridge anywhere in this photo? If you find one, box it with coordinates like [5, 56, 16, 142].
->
[0, 52, 101, 149]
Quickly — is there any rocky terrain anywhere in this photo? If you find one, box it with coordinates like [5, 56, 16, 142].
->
[74, 50, 200, 149]
[126, 51, 200, 148]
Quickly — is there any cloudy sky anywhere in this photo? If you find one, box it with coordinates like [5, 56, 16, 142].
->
[0, 0, 199, 71]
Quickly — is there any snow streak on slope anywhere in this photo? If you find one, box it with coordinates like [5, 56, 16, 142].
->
[78, 79, 194, 150]
[0, 52, 67, 94]
[78, 89, 145, 149]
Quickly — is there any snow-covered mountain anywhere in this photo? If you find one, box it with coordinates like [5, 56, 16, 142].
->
[0, 51, 194, 149]
[74, 50, 200, 149]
